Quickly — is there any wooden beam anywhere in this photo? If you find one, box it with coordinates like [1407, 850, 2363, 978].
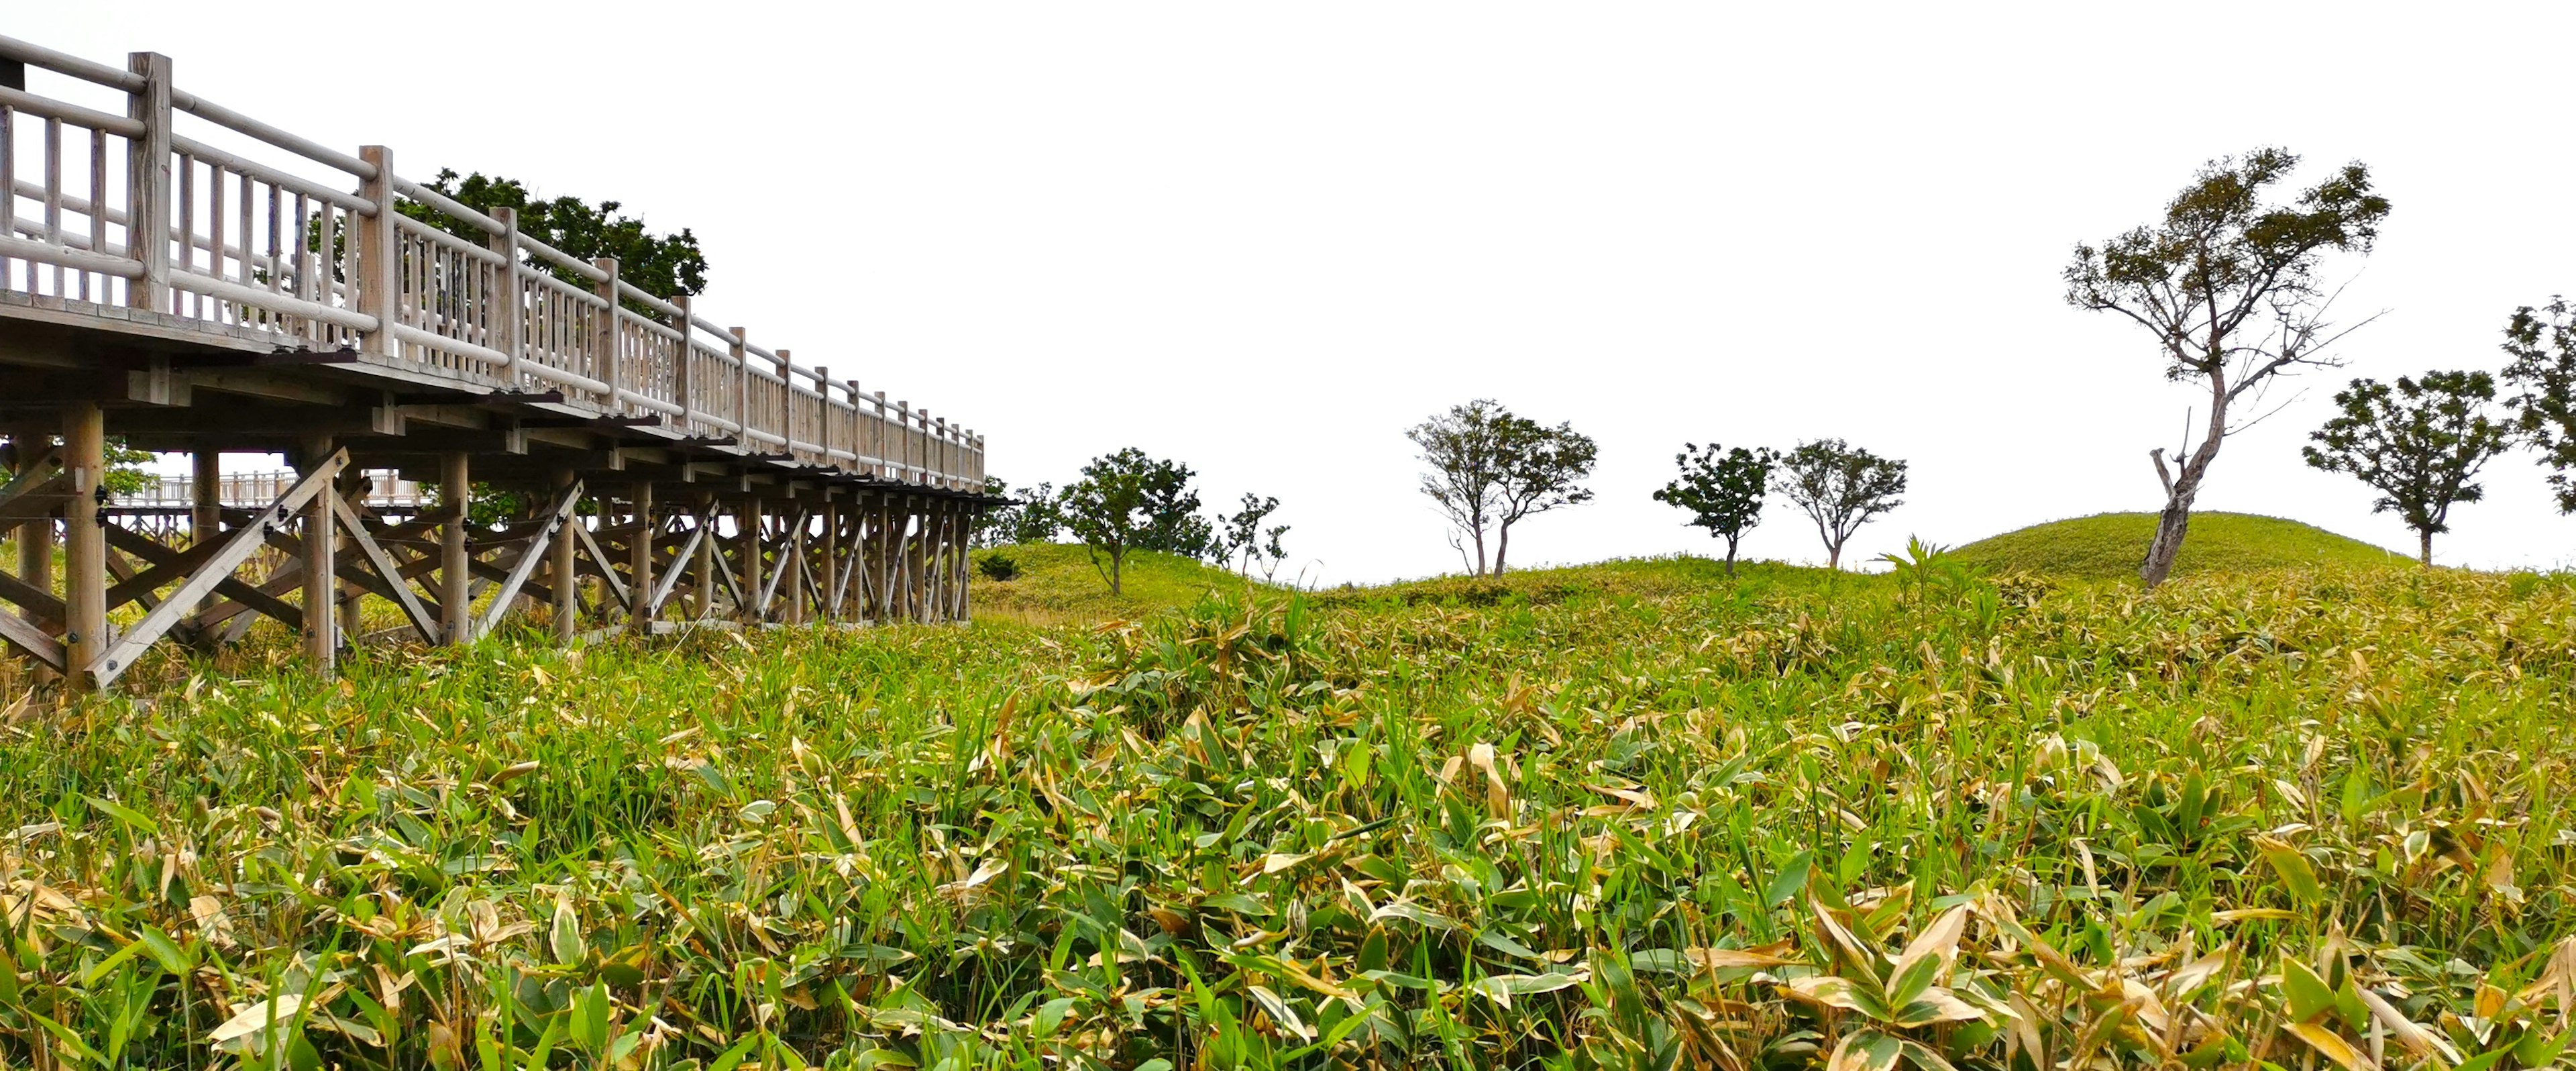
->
[478, 476, 581, 640]
[331, 495, 439, 645]
[87, 450, 345, 688]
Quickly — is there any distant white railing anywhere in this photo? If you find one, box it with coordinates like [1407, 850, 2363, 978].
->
[0, 36, 985, 491]
[108, 469, 430, 511]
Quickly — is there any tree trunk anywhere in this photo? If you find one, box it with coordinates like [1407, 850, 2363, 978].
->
[1472, 526, 1489, 576]
[2418, 527, 2432, 566]
[1493, 523, 1510, 575]
[2140, 499, 2193, 587]
[1724, 538, 1739, 576]
[2141, 374, 2233, 589]
[1825, 541, 1841, 570]
[1110, 548, 1124, 595]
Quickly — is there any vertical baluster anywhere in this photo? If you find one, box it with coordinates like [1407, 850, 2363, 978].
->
[44, 115, 63, 297]
[1, 105, 15, 290]
[235, 166, 252, 289]
[173, 150, 190, 313]
[87, 128, 106, 302]
[206, 164, 225, 320]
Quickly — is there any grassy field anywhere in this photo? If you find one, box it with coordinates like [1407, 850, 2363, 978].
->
[4, 546, 2575, 1068]
[1952, 512, 2410, 580]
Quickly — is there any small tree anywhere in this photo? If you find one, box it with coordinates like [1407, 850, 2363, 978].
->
[2065, 148, 2392, 587]
[1060, 449, 1204, 594]
[2301, 370, 2512, 565]
[996, 480, 1065, 545]
[2502, 297, 2576, 513]
[1408, 399, 1597, 575]
[1777, 439, 1907, 570]
[1652, 442, 1774, 575]
[1220, 493, 1290, 579]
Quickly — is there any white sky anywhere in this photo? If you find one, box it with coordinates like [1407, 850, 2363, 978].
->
[16, 2, 2576, 580]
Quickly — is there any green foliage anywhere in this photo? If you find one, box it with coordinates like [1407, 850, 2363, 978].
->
[1652, 442, 1774, 574]
[398, 168, 710, 301]
[8, 560, 2574, 1066]
[975, 550, 1021, 582]
[2065, 147, 2390, 386]
[1407, 399, 1597, 575]
[1777, 438, 1907, 569]
[2303, 370, 2514, 564]
[1061, 448, 1210, 595]
[1951, 511, 2407, 578]
[99, 438, 155, 497]
[983, 479, 1065, 547]
[2502, 297, 2576, 512]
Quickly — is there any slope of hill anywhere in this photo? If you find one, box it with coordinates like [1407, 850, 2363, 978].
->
[1951, 511, 2408, 578]
[968, 542, 1265, 623]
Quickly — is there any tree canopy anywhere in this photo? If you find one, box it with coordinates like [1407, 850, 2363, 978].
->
[1776, 438, 1907, 570]
[2302, 370, 2512, 565]
[2503, 297, 2576, 513]
[1408, 399, 1596, 575]
[1060, 449, 1207, 595]
[400, 169, 710, 302]
[1652, 442, 1773, 574]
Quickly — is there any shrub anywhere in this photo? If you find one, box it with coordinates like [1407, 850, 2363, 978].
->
[975, 551, 1020, 582]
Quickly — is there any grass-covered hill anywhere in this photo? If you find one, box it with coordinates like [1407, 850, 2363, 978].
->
[969, 542, 1264, 624]
[1951, 510, 2408, 578]
[11, 549, 2576, 1066]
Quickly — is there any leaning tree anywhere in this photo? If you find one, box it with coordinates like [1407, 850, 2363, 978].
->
[2302, 370, 2513, 565]
[2065, 148, 2392, 587]
[1776, 438, 1907, 570]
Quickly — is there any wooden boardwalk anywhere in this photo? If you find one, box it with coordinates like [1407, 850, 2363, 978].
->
[0, 38, 992, 689]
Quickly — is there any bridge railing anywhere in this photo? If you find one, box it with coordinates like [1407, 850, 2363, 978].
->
[0, 36, 985, 491]
[109, 468, 431, 511]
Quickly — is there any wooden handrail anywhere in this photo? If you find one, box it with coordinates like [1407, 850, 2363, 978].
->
[0, 34, 987, 489]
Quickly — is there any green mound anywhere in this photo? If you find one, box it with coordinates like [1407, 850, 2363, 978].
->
[968, 542, 1266, 623]
[1951, 511, 2408, 579]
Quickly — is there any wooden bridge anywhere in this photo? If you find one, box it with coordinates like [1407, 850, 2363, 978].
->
[0, 37, 993, 691]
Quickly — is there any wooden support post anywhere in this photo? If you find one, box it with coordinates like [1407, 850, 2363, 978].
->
[672, 295, 694, 433]
[551, 470, 577, 644]
[488, 207, 523, 387]
[190, 449, 221, 546]
[731, 327, 750, 446]
[739, 497, 764, 623]
[786, 507, 807, 626]
[124, 52, 172, 312]
[13, 429, 54, 633]
[629, 482, 654, 627]
[299, 435, 336, 672]
[819, 502, 839, 621]
[61, 404, 105, 690]
[354, 146, 398, 359]
[440, 452, 470, 644]
[694, 495, 714, 619]
[592, 257, 620, 406]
